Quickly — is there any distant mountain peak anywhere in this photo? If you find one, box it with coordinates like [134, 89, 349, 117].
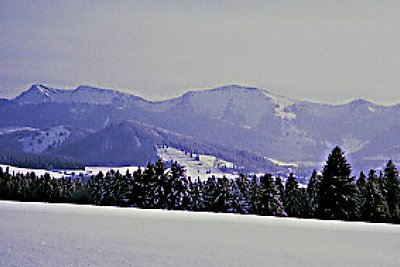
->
[14, 84, 146, 106]
[14, 84, 55, 104]
[28, 84, 53, 94]
[348, 98, 373, 106]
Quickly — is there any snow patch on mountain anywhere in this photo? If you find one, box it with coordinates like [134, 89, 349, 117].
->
[19, 126, 71, 153]
[262, 90, 297, 120]
[266, 157, 299, 168]
[33, 84, 49, 94]
[342, 135, 369, 154]
[0, 126, 38, 135]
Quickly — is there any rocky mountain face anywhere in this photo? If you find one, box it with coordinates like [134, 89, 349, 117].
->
[1, 84, 399, 175]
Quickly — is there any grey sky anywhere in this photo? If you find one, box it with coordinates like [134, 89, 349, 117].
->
[1, 0, 400, 104]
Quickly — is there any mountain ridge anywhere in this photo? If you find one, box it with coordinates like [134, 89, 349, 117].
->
[1, 83, 400, 175]
[10, 83, 398, 108]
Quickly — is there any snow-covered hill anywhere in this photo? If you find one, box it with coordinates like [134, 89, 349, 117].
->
[1, 201, 399, 267]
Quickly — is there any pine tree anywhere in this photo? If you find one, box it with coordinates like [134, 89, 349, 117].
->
[202, 176, 219, 212]
[129, 167, 143, 207]
[283, 173, 308, 218]
[227, 175, 249, 214]
[356, 171, 368, 218]
[188, 177, 205, 211]
[317, 146, 359, 220]
[214, 177, 230, 212]
[248, 175, 262, 214]
[99, 171, 115, 206]
[168, 161, 189, 210]
[363, 170, 388, 222]
[275, 177, 285, 200]
[141, 163, 157, 208]
[152, 160, 169, 209]
[307, 169, 320, 217]
[235, 174, 251, 214]
[259, 174, 283, 216]
[384, 160, 400, 222]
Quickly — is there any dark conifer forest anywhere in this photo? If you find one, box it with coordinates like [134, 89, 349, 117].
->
[1, 146, 399, 224]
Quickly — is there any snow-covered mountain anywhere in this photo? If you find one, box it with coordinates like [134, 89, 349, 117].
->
[14, 84, 145, 106]
[2, 84, 400, 175]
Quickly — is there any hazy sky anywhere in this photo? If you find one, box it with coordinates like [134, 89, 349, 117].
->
[1, 0, 400, 104]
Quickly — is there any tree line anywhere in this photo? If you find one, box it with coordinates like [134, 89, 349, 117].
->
[0, 150, 84, 170]
[0, 146, 399, 224]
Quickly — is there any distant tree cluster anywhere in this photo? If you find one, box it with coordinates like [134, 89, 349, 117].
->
[1, 146, 400, 224]
[0, 167, 90, 204]
[0, 150, 84, 170]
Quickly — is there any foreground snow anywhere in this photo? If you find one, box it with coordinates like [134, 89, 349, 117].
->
[1, 201, 399, 267]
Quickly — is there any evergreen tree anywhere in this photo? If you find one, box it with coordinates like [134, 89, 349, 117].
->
[307, 169, 320, 217]
[129, 167, 144, 207]
[363, 170, 388, 222]
[275, 177, 285, 200]
[283, 173, 308, 218]
[317, 146, 359, 220]
[215, 177, 230, 212]
[152, 160, 169, 209]
[356, 171, 368, 219]
[188, 177, 205, 211]
[384, 160, 400, 222]
[227, 175, 249, 214]
[168, 161, 189, 210]
[259, 174, 283, 216]
[235, 174, 251, 214]
[248, 175, 262, 214]
[202, 176, 219, 212]
[142, 162, 157, 208]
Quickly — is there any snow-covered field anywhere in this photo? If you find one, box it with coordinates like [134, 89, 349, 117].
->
[1, 201, 399, 267]
[0, 164, 71, 179]
[0, 164, 139, 179]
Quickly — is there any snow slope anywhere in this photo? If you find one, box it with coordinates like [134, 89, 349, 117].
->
[1, 201, 399, 267]
[157, 146, 238, 181]
[19, 126, 71, 153]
